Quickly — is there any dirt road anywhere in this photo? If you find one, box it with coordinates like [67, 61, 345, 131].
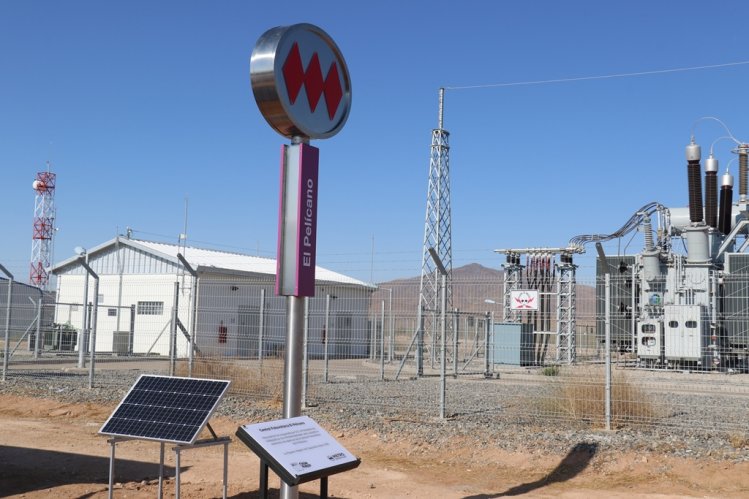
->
[1, 394, 748, 498]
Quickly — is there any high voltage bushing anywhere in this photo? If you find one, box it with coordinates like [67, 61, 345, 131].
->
[704, 154, 718, 229]
[719, 170, 734, 235]
[686, 142, 704, 223]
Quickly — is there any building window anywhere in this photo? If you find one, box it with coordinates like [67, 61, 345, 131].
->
[108, 308, 117, 317]
[137, 301, 164, 316]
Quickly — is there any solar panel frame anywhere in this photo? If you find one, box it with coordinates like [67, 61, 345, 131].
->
[99, 374, 231, 445]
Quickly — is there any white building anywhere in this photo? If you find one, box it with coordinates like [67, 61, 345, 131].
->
[51, 237, 376, 359]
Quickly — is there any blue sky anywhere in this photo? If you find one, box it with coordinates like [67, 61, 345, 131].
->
[2, 1, 749, 284]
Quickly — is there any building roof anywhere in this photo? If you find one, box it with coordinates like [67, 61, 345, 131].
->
[52, 237, 375, 288]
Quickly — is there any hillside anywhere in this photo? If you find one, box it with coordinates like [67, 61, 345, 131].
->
[370, 262, 595, 327]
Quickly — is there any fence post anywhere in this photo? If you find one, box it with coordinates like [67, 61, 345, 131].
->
[370, 317, 376, 361]
[490, 311, 495, 367]
[1, 266, 14, 382]
[34, 298, 42, 359]
[170, 281, 179, 376]
[188, 276, 198, 377]
[129, 305, 135, 354]
[380, 300, 385, 381]
[176, 254, 199, 377]
[452, 308, 458, 377]
[416, 306, 424, 377]
[387, 288, 393, 363]
[323, 294, 330, 383]
[440, 273, 447, 419]
[631, 265, 636, 356]
[605, 273, 612, 431]
[484, 312, 491, 378]
[258, 289, 266, 364]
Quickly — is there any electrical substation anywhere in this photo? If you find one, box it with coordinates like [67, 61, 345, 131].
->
[494, 122, 749, 372]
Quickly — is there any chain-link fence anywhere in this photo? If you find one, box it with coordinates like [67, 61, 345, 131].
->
[2, 272, 748, 435]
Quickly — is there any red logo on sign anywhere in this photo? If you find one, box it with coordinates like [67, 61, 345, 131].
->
[514, 292, 536, 309]
[282, 42, 343, 120]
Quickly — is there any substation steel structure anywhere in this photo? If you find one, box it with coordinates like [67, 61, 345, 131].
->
[30, 166, 57, 290]
[495, 247, 583, 364]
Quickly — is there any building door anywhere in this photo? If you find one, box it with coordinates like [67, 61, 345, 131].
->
[237, 305, 259, 358]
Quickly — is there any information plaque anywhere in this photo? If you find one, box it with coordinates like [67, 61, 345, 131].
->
[236, 415, 360, 486]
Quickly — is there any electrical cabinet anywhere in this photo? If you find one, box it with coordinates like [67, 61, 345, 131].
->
[637, 320, 663, 360]
[492, 322, 534, 366]
[664, 305, 708, 363]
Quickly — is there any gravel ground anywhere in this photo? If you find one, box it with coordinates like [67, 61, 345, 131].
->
[2, 368, 749, 463]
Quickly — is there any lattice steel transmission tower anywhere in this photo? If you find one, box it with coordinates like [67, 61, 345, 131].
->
[416, 88, 453, 374]
[30, 165, 57, 290]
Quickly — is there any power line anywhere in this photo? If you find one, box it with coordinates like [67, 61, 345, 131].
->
[445, 60, 749, 91]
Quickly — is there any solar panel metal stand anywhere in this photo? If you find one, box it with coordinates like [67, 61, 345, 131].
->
[106, 433, 231, 499]
[100, 375, 232, 499]
[172, 435, 231, 499]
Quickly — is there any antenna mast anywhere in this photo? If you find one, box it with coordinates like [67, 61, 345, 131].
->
[416, 88, 453, 374]
[30, 162, 57, 290]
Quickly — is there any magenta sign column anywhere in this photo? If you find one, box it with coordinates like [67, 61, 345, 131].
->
[276, 142, 319, 297]
[250, 23, 350, 499]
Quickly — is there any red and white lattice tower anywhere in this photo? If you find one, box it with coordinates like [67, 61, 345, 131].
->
[30, 166, 57, 289]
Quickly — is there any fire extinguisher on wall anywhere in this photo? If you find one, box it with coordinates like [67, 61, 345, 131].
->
[218, 320, 228, 344]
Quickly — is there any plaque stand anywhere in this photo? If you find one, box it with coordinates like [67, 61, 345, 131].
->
[235, 417, 360, 499]
[258, 458, 330, 499]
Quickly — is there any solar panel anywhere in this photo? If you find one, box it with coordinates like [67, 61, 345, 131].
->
[99, 374, 231, 444]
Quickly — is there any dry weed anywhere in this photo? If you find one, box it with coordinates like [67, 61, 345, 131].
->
[538, 365, 660, 428]
[176, 356, 284, 407]
[728, 432, 749, 449]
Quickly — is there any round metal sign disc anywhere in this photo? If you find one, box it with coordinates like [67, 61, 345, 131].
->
[250, 23, 352, 140]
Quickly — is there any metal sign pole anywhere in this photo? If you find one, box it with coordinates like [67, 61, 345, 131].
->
[302, 297, 309, 408]
[249, 23, 352, 499]
[283, 296, 304, 413]
[277, 142, 318, 499]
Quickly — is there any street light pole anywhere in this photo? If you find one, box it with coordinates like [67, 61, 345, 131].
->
[75, 248, 88, 369]
[484, 299, 496, 378]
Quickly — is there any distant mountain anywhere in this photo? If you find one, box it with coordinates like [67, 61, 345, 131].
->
[370, 262, 595, 328]
[371, 263, 504, 315]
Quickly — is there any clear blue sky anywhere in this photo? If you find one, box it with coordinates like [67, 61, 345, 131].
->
[2, 0, 749, 284]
